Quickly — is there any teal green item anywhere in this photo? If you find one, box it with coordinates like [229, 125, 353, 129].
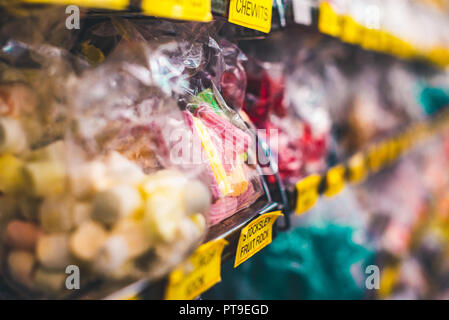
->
[418, 85, 449, 115]
[204, 223, 375, 300]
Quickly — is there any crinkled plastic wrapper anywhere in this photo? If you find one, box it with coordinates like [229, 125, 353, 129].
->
[243, 57, 331, 185]
[77, 18, 264, 225]
[0, 16, 264, 298]
[0, 22, 217, 299]
[183, 89, 263, 226]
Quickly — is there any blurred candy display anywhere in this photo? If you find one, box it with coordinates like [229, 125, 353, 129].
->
[1, 0, 449, 301]
[318, 0, 449, 66]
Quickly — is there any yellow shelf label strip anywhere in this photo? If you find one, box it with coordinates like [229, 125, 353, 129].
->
[165, 239, 228, 300]
[141, 0, 212, 22]
[21, 0, 213, 22]
[295, 111, 449, 215]
[234, 211, 283, 268]
[23, 0, 129, 10]
[228, 0, 273, 33]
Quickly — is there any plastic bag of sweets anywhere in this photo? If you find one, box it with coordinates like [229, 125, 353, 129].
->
[0, 2, 90, 160]
[73, 18, 216, 68]
[189, 42, 267, 224]
[217, 39, 248, 111]
[242, 57, 331, 186]
[0, 37, 77, 197]
[131, 20, 265, 225]
[75, 19, 264, 226]
[0, 51, 73, 296]
[0, 41, 212, 298]
[183, 88, 264, 226]
[136, 29, 266, 226]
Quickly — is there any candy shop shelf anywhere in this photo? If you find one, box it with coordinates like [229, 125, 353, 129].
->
[145, 173, 283, 299]
[0, 197, 281, 300]
[213, 0, 448, 67]
[202, 137, 289, 261]
[292, 108, 449, 218]
[284, 1, 448, 68]
[21, 0, 447, 66]
[107, 199, 281, 300]
[4, 0, 449, 303]
[205, 199, 279, 262]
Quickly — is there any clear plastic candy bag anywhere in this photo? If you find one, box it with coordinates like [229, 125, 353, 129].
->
[98, 19, 265, 226]
[183, 88, 263, 225]
[243, 56, 331, 185]
[0, 22, 213, 298]
[0, 15, 266, 297]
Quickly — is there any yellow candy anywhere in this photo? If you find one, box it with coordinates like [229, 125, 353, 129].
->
[140, 169, 187, 198]
[0, 154, 24, 194]
[193, 117, 231, 196]
[190, 213, 206, 234]
[228, 161, 248, 197]
[23, 161, 67, 197]
[145, 190, 184, 243]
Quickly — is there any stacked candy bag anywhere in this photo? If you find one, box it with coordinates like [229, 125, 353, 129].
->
[184, 89, 263, 225]
[76, 18, 265, 227]
[185, 36, 264, 226]
[0, 21, 212, 298]
[243, 56, 331, 186]
[0, 14, 269, 297]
